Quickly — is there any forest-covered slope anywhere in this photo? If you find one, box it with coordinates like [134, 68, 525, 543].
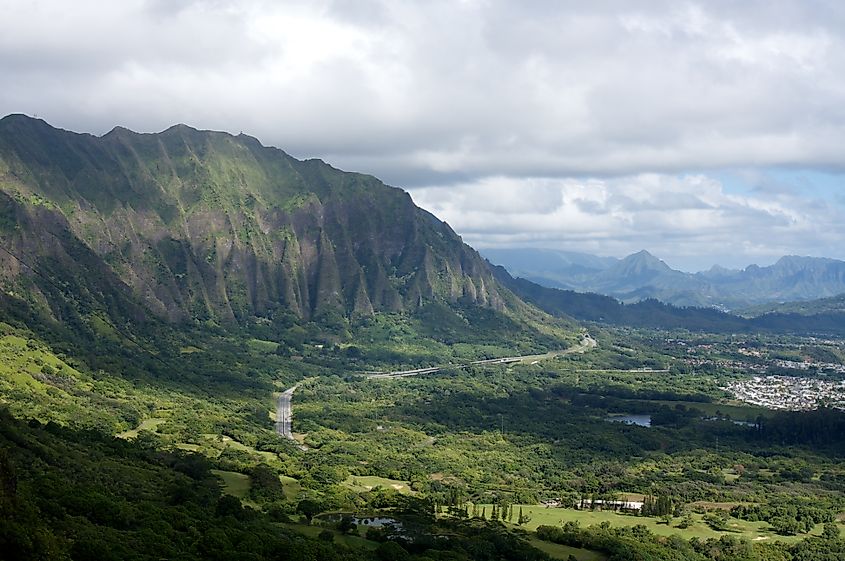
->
[0, 114, 507, 327]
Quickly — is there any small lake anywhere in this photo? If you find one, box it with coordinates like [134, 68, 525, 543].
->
[354, 517, 400, 528]
[606, 414, 652, 427]
[317, 513, 402, 529]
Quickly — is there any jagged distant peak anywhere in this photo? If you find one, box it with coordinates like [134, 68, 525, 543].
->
[103, 125, 135, 137]
[157, 123, 205, 138]
[615, 249, 673, 271]
[103, 122, 229, 140]
[625, 249, 660, 261]
[774, 255, 841, 267]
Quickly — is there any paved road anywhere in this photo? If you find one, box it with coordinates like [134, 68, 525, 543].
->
[275, 386, 297, 439]
[367, 334, 597, 379]
[273, 336, 595, 438]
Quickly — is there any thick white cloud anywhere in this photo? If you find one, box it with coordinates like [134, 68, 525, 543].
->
[1, 0, 844, 268]
[409, 173, 845, 271]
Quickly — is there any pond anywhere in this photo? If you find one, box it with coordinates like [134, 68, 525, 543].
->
[316, 513, 403, 529]
[605, 414, 652, 427]
[353, 516, 400, 528]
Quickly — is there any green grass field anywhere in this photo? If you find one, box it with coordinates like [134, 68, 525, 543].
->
[219, 435, 282, 464]
[281, 523, 380, 550]
[247, 338, 280, 354]
[0, 333, 85, 403]
[478, 505, 838, 544]
[527, 536, 607, 561]
[344, 475, 414, 494]
[280, 474, 302, 499]
[211, 469, 251, 498]
[117, 417, 166, 439]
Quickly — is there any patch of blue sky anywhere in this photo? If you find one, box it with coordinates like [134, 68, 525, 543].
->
[709, 168, 845, 201]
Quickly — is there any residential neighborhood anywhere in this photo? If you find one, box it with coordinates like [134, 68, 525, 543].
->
[728, 375, 845, 411]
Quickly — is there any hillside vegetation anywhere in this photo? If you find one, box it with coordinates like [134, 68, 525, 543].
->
[3, 117, 845, 561]
[0, 114, 523, 326]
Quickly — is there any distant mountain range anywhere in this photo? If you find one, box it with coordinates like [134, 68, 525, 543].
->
[489, 263, 845, 337]
[481, 248, 845, 310]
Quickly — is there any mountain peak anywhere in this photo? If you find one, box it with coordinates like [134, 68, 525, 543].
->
[632, 249, 654, 257]
[0, 113, 55, 133]
[774, 255, 838, 267]
[103, 125, 135, 138]
[477, 246, 845, 308]
[161, 123, 201, 135]
[620, 250, 671, 271]
[708, 264, 733, 273]
[0, 113, 43, 124]
[594, 249, 677, 293]
[697, 264, 739, 280]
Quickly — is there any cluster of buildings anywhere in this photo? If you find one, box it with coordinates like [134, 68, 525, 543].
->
[728, 375, 845, 411]
[771, 359, 845, 374]
[681, 355, 769, 374]
[539, 498, 644, 512]
[665, 337, 845, 377]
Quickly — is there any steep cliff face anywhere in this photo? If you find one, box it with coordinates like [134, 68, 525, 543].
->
[0, 188, 149, 333]
[0, 115, 504, 324]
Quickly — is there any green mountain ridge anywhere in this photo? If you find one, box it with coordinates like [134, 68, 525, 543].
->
[0, 114, 508, 328]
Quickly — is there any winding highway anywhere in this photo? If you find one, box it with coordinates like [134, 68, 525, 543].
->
[275, 386, 297, 439]
[366, 334, 596, 380]
[274, 335, 596, 438]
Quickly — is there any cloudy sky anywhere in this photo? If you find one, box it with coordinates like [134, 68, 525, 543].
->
[2, 0, 844, 271]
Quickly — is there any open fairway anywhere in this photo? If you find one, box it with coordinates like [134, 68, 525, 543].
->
[219, 435, 282, 464]
[117, 417, 166, 439]
[281, 523, 380, 550]
[344, 475, 414, 494]
[280, 474, 302, 499]
[479, 505, 837, 544]
[528, 537, 607, 561]
[211, 469, 251, 499]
